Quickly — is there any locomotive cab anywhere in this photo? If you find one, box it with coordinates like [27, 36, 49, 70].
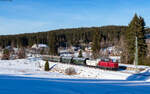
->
[98, 58, 119, 70]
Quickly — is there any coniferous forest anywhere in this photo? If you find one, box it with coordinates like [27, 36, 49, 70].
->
[0, 25, 127, 48]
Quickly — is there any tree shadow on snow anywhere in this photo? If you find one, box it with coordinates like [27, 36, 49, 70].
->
[127, 69, 150, 81]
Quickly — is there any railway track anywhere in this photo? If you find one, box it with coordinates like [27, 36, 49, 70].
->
[42, 58, 135, 74]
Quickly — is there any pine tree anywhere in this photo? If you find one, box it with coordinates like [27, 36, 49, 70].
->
[137, 16, 147, 65]
[125, 14, 139, 64]
[48, 32, 58, 55]
[44, 61, 49, 71]
[92, 28, 101, 59]
[122, 14, 147, 64]
[78, 50, 83, 58]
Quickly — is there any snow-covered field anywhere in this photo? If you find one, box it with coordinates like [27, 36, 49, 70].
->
[0, 57, 129, 79]
[0, 57, 150, 81]
[0, 57, 150, 94]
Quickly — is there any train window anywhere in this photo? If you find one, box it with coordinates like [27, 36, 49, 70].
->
[101, 59, 105, 61]
[104, 59, 110, 62]
[101, 58, 111, 62]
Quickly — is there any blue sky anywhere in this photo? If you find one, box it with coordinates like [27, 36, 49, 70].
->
[0, 0, 150, 35]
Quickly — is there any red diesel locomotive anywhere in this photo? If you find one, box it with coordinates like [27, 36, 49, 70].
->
[98, 58, 119, 70]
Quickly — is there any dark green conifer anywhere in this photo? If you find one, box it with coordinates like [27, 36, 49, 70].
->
[92, 28, 101, 59]
[44, 61, 49, 71]
[137, 16, 147, 65]
[122, 14, 147, 64]
[78, 50, 83, 58]
[48, 32, 58, 56]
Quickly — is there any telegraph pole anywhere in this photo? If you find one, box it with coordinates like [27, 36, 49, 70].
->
[134, 36, 138, 72]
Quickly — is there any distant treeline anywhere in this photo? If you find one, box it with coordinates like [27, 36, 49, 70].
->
[0, 25, 128, 48]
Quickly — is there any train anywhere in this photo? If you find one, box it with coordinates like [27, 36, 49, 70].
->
[42, 55, 119, 70]
[98, 58, 118, 70]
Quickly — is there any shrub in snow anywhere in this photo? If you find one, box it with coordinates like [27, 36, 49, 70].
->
[17, 48, 26, 59]
[78, 50, 83, 58]
[44, 61, 49, 71]
[2, 49, 10, 60]
[65, 67, 76, 75]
